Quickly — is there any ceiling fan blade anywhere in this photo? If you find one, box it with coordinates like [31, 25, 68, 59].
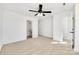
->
[34, 13, 39, 16]
[38, 4, 43, 12]
[42, 11, 52, 13]
[29, 10, 38, 12]
[43, 13, 45, 16]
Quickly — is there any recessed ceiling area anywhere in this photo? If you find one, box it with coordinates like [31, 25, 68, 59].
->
[0, 3, 74, 16]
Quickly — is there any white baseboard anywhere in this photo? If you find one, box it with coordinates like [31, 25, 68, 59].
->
[51, 41, 67, 44]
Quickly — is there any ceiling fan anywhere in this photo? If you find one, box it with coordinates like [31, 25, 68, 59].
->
[29, 4, 52, 16]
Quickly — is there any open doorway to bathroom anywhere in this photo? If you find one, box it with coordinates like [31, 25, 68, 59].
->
[27, 20, 32, 39]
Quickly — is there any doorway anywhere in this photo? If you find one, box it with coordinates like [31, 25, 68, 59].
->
[26, 19, 38, 39]
[27, 21, 32, 39]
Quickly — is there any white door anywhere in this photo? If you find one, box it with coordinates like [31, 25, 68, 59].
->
[63, 14, 75, 48]
[63, 15, 73, 41]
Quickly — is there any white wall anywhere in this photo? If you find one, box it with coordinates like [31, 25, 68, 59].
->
[32, 19, 38, 38]
[2, 9, 26, 44]
[38, 16, 53, 38]
[38, 9, 73, 40]
[0, 8, 3, 50]
[53, 10, 73, 41]
[53, 14, 64, 41]
[74, 4, 79, 52]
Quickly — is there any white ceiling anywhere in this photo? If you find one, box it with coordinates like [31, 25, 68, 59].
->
[0, 3, 74, 16]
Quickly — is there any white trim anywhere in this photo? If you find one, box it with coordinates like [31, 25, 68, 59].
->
[51, 41, 67, 44]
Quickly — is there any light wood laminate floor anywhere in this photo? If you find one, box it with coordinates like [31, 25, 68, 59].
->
[0, 37, 79, 55]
